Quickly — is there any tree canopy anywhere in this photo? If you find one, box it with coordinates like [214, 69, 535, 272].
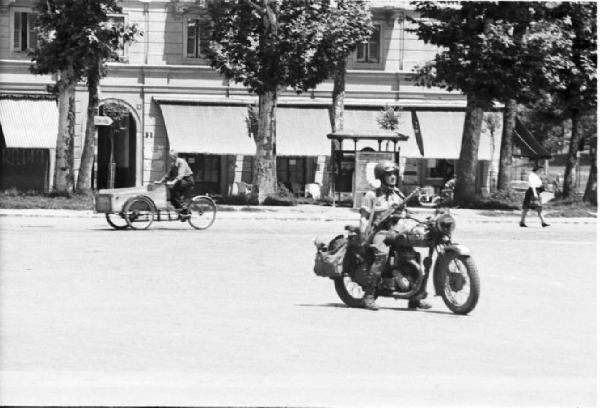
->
[207, 0, 371, 94]
[30, 0, 139, 82]
[206, 0, 372, 202]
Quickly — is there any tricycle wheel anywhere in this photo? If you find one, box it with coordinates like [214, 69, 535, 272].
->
[105, 213, 128, 230]
[123, 196, 155, 230]
[187, 196, 217, 230]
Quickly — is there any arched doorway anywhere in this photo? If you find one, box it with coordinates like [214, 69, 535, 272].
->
[96, 103, 137, 189]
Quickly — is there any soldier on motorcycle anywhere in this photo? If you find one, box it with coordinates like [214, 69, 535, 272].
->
[359, 160, 431, 311]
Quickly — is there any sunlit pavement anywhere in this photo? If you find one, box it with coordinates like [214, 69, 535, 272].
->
[0, 215, 596, 407]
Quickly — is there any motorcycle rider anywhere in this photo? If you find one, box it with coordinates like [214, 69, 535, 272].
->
[359, 160, 431, 311]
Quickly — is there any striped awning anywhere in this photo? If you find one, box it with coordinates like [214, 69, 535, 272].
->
[0, 98, 58, 148]
[414, 111, 497, 160]
[157, 103, 256, 155]
[276, 107, 332, 156]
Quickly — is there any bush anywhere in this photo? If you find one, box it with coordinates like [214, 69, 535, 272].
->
[216, 194, 258, 206]
[261, 183, 296, 206]
[262, 194, 297, 206]
[0, 189, 93, 210]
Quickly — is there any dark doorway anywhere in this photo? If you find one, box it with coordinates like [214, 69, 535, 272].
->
[96, 108, 136, 189]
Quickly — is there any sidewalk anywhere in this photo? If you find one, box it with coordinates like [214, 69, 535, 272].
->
[0, 205, 596, 224]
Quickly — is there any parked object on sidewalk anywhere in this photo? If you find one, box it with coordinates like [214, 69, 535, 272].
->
[305, 183, 322, 200]
[94, 183, 216, 230]
[417, 178, 455, 208]
[312, 187, 480, 315]
[229, 181, 252, 197]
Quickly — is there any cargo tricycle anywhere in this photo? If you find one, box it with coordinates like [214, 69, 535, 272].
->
[94, 183, 216, 230]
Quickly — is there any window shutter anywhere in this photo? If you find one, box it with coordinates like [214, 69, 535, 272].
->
[27, 13, 37, 50]
[13, 12, 22, 50]
[186, 19, 196, 57]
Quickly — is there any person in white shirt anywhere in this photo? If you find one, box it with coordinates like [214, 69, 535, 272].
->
[520, 164, 550, 228]
[157, 150, 195, 220]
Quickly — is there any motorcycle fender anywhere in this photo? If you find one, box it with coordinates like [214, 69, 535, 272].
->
[443, 243, 471, 257]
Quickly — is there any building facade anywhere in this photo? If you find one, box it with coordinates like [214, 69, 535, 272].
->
[1, 0, 509, 198]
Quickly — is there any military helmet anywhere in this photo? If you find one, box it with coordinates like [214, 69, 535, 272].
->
[374, 160, 399, 180]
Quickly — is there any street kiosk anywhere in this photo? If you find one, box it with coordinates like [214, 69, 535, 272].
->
[326, 130, 409, 208]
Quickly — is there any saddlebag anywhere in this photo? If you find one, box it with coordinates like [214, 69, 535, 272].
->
[313, 236, 347, 278]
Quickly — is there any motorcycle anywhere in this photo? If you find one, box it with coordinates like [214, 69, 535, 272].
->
[417, 179, 455, 208]
[313, 187, 480, 315]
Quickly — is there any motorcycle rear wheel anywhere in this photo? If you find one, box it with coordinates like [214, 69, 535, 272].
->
[439, 253, 480, 314]
[334, 274, 366, 308]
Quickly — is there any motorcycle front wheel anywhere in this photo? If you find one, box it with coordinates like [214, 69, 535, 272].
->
[333, 274, 365, 308]
[439, 253, 480, 314]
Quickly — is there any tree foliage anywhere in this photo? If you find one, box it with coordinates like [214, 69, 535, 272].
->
[409, 1, 595, 201]
[30, 0, 140, 193]
[30, 0, 139, 84]
[207, 0, 370, 94]
[206, 0, 372, 202]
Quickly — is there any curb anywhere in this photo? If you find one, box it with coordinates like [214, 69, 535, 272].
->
[0, 209, 596, 225]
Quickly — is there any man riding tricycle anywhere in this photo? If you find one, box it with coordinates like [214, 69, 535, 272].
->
[94, 151, 216, 230]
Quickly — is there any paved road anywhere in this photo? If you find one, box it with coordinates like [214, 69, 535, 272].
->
[0, 216, 596, 407]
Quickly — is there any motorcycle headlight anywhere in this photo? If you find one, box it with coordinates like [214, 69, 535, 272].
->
[435, 213, 455, 235]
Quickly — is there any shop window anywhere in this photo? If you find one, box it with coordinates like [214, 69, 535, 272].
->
[428, 159, 455, 181]
[186, 18, 211, 60]
[241, 156, 254, 184]
[181, 154, 221, 195]
[12, 10, 37, 52]
[277, 157, 306, 193]
[356, 24, 380, 64]
[199, 155, 220, 183]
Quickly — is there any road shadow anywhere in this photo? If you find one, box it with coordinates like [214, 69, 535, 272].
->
[296, 303, 462, 316]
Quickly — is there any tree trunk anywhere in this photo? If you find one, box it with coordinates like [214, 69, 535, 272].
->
[76, 62, 101, 193]
[562, 110, 582, 199]
[497, 98, 517, 191]
[253, 90, 278, 204]
[53, 72, 76, 194]
[331, 60, 346, 132]
[455, 93, 484, 201]
[583, 136, 596, 205]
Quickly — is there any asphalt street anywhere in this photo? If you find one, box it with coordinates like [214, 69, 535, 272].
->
[0, 214, 597, 407]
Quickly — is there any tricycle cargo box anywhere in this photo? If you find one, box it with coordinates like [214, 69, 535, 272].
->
[94, 184, 169, 213]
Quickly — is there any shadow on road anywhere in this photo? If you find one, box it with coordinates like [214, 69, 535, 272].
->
[296, 303, 462, 316]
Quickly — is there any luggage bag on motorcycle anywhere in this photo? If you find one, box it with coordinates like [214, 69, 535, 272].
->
[313, 236, 347, 278]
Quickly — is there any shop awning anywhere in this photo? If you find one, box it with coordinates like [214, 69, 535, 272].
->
[342, 108, 417, 154]
[157, 103, 256, 155]
[276, 107, 332, 156]
[514, 118, 551, 159]
[0, 98, 58, 148]
[412, 111, 496, 160]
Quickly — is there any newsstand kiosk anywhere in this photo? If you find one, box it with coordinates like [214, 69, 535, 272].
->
[326, 130, 409, 208]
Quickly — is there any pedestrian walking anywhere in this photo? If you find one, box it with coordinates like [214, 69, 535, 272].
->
[519, 164, 550, 228]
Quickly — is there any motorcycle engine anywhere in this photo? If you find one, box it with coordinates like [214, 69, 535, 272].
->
[388, 248, 421, 293]
[390, 268, 412, 292]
